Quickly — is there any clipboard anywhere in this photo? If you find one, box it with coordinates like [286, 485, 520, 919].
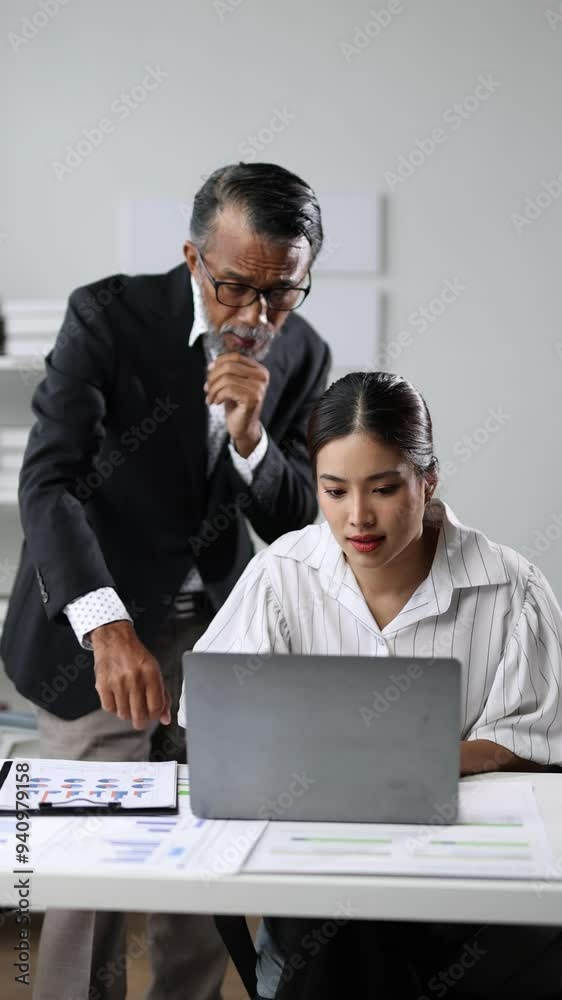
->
[0, 759, 179, 816]
[33, 801, 179, 816]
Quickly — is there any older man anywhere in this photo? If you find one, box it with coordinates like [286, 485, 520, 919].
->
[1, 162, 331, 1000]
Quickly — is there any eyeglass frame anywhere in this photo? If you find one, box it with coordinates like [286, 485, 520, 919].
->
[196, 250, 312, 312]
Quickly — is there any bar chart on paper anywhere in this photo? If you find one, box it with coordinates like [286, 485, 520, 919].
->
[34, 805, 263, 876]
[101, 815, 181, 865]
[0, 769, 265, 877]
[0, 759, 178, 810]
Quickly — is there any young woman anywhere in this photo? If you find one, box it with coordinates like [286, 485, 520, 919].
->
[179, 371, 562, 999]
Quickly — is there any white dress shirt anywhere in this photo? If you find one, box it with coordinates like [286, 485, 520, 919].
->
[65, 275, 268, 648]
[178, 496, 562, 999]
[178, 498, 562, 765]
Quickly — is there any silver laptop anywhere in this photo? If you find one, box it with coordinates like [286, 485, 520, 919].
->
[183, 653, 460, 824]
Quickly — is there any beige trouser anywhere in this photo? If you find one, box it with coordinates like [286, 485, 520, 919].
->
[33, 612, 228, 1000]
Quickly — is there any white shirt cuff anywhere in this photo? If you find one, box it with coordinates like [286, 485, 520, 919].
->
[64, 587, 133, 649]
[228, 426, 268, 485]
[178, 683, 186, 728]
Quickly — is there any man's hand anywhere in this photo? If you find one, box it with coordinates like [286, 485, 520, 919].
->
[204, 353, 269, 457]
[89, 620, 171, 730]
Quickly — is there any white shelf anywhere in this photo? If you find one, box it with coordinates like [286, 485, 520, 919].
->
[2, 300, 66, 314]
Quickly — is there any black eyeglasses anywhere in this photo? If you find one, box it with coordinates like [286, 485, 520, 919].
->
[197, 252, 311, 312]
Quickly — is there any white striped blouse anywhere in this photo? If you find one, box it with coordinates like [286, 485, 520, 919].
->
[178, 499, 562, 765]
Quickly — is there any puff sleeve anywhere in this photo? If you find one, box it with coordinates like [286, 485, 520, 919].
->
[467, 564, 562, 765]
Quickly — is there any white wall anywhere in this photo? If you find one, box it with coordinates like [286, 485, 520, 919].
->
[1, 0, 562, 593]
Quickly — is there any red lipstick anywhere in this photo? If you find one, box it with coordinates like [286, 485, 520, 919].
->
[347, 535, 384, 553]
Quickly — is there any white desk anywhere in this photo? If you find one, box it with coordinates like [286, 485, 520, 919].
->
[1, 773, 561, 926]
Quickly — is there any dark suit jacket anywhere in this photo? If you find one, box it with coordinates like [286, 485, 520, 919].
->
[0, 264, 331, 719]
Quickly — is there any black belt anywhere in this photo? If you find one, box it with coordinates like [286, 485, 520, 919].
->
[171, 590, 214, 619]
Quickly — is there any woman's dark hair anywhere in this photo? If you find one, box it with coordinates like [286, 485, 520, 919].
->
[308, 371, 439, 486]
[190, 162, 323, 263]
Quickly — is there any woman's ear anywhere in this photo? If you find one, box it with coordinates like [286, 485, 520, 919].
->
[424, 478, 437, 505]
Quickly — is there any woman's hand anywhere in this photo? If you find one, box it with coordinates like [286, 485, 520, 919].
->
[460, 739, 545, 776]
